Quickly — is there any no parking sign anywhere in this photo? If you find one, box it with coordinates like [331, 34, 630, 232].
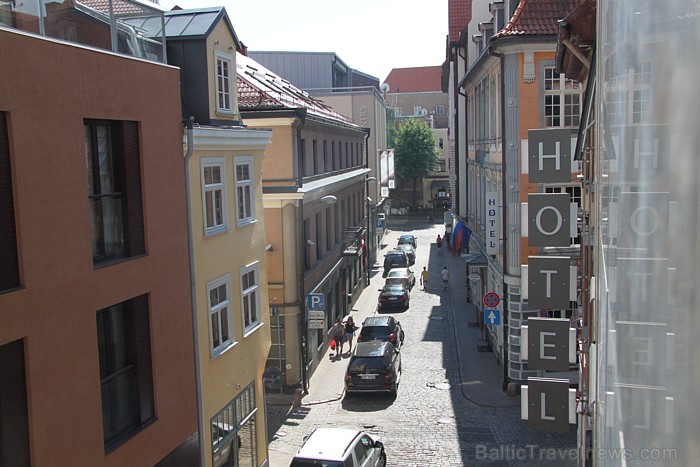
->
[483, 292, 500, 309]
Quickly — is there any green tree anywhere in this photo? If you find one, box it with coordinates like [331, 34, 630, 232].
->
[394, 119, 440, 209]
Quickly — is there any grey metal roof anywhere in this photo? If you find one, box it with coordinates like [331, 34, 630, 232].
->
[123, 7, 240, 48]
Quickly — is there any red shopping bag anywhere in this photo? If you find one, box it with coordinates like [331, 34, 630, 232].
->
[330, 339, 336, 350]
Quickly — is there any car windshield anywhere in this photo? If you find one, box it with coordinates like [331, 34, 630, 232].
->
[360, 327, 390, 340]
[382, 285, 404, 292]
[348, 357, 386, 372]
[290, 460, 345, 467]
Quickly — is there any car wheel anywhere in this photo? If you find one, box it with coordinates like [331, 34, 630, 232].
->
[400, 330, 405, 343]
[378, 451, 387, 467]
[405, 298, 410, 309]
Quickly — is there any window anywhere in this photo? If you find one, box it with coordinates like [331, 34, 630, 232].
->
[323, 141, 328, 172]
[315, 212, 321, 258]
[85, 119, 145, 264]
[0, 339, 30, 464]
[435, 104, 445, 114]
[312, 140, 318, 174]
[211, 383, 258, 467]
[235, 156, 255, 225]
[325, 208, 332, 251]
[215, 51, 233, 113]
[394, 107, 402, 117]
[201, 158, 227, 234]
[544, 67, 581, 128]
[331, 141, 336, 171]
[0, 112, 19, 291]
[413, 106, 422, 116]
[97, 294, 154, 449]
[208, 276, 234, 355]
[241, 263, 261, 332]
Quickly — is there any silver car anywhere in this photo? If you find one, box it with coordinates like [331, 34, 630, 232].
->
[384, 267, 416, 290]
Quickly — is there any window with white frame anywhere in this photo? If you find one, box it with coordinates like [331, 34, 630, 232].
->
[208, 275, 234, 356]
[240, 263, 261, 331]
[202, 158, 227, 234]
[234, 156, 255, 225]
[394, 107, 402, 117]
[605, 61, 652, 126]
[435, 104, 445, 115]
[413, 106, 423, 116]
[215, 51, 233, 113]
[544, 67, 581, 128]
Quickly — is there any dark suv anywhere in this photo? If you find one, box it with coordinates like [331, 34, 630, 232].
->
[383, 249, 408, 277]
[357, 316, 404, 348]
[345, 341, 402, 395]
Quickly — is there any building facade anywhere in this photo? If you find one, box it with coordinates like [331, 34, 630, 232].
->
[164, 8, 273, 467]
[0, 6, 199, 464]
[237, 53, 371, 390]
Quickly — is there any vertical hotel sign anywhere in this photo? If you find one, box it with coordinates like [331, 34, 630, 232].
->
[522, 129, 575, 433]
[486, 192, 498, 255]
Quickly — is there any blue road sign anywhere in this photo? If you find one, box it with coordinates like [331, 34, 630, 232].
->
[484, 308, 501, 325]
[307, 293, 325, 311]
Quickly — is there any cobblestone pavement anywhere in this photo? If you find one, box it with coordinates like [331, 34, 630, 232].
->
[266, 219, 577, 466]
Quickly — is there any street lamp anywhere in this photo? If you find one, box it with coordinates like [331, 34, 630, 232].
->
[365, 177, 376, 286]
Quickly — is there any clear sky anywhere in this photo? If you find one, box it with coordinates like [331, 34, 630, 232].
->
[158, 0, 448, 83]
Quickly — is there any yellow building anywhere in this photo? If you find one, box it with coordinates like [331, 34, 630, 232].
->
[164, 8, 273, 467]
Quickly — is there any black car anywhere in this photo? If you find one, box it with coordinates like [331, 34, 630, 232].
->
[345, 341, 402, 395]
[382, 249, 409, 277]
[357, 316, 404, 348]
[397, 234, 417, 249]
[377, 284, 410, 310]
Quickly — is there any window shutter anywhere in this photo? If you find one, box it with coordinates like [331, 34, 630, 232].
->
[120, 121, 145, 257]
[132, 294, 154, 423]
[0, 339, 30, 465]
[0, 112, 20, 292]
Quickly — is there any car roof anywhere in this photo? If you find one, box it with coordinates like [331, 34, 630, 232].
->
[396, 244, 414, 250]
[385, 249, 406, 255]
[381, 283, 406, 290]
[353, 341, 390, 356]
[294, 428, 362, 461]
[362, 316, 394, 326]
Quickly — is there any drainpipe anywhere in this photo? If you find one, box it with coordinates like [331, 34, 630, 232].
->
[488, 46, 510, 392]
[457, 46, 469, 249]
[451, 44, 461, 215]
[182, 118, 205, 467]
[363, 127, 372, 283]
[294, 108, 309, 393]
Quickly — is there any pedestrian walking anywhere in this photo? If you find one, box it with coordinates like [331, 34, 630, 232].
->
[436, 234, 442, 254]
[445, 230, 451, 251]
[420, 266, 429, 290]
[344, 316, 357, 353]
[441, 266, 450, 290]
[329, 317, 345, 357]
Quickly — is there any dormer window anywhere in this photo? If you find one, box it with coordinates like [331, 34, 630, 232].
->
[215, 50, 234, 114]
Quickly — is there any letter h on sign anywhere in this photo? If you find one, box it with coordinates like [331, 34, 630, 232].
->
[528, 129, 572, 184]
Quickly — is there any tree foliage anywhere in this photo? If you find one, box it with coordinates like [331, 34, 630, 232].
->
[394, 119, 439, 180]
[393, 119, 440, 207]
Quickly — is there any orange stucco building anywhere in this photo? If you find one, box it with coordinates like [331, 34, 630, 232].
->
[0, 26, 198, 465]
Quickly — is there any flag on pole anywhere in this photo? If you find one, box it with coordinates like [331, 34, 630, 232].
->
[451, 222, 472, 255]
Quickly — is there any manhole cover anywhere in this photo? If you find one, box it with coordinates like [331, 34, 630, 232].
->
[434, 383, 451, 390]
[437, 417, 454, 424]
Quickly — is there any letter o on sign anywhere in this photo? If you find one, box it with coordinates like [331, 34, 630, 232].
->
[629, 206, 660, 236]
[535, 206, 563, 236]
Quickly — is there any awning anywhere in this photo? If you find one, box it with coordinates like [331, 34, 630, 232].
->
[461, 253, 488, 267]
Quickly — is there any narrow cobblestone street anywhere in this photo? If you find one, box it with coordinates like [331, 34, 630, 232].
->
[266, 219, 577, 466]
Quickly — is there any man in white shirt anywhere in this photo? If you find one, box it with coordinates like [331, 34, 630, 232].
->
[441, 266, 449, 290]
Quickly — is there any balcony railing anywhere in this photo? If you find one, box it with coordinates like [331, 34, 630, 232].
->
[0, 0, 166, 63]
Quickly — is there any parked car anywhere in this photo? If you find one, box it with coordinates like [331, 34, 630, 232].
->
[382, 249, 409, 277]
[384, 267, 416, 291]
[395, 243, 415, 265]
[357, 315, 404, 348]
[397, 234, 417, 249]
[290, 427, 386, 467]
[345, 341, 402, 395]
[377, 283, 410, 310]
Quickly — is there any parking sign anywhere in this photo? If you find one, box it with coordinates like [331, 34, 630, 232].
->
[307, 293, 325, 311]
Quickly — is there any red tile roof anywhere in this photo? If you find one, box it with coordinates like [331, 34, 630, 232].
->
[383, 66, 443, 93]
[493, 0, 583, 39]
[79, 0, 158, 15]
[448, 0, 472, 43]
[236, 53, 354, 124]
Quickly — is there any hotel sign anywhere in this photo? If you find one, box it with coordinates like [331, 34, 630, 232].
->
[486, 192, 498, 255]
[528, 256, 571, 310]
[528, 129, 572, 183]
[527, 193, 571, 247]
